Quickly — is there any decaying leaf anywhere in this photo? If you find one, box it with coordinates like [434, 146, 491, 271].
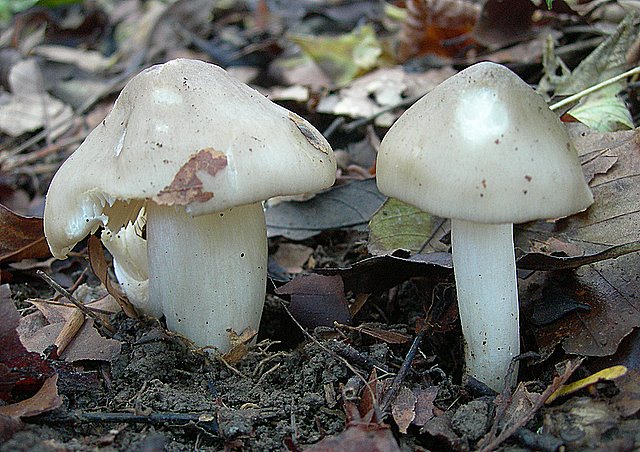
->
[317, 66, 456, 126]
[0, 285, 55, 402]
[398, 0, 479, 60]
[368, 197, 447, 255]
[222, 328, 258, 365]
[540, 15, 638, 131]
[391, 386, 416, 434]
[272, 243, 314, 274]
[0, 58, 73, 137]
[266, 178, 386, 240]
[289, 24, 384, 86]
[0, 203, 50, 264]
[87, 235, 138, 318]
[275, 274, 351, 328]
[305, 421, 401, 452]
[21, 295, 122, 363]
[473, 0, 577, 48]
[0, 374, 62, 418]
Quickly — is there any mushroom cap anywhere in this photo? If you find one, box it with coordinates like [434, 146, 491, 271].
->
[44, 59, 336, 258]
[376, 62, 593, 224]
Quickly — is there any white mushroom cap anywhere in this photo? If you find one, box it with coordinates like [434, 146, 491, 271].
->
[44, 59, 336, 258]
[376, 62, 593, 224]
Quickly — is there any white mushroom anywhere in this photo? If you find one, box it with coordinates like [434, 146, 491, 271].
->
[376, 62, 593, 391]
[44, 59, 336, 352]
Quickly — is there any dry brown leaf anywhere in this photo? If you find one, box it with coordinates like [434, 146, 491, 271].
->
[272, 243, 314, 274]
[413, 386, 438, 426]
[222, 328, 258, 365]
[391, 385, 416, 434]
[398, 0, 480, 61]
[0, 375, 61, 418]
[87, 235, 138, 318]
[305, 421, 401, 451]
[0, 203, 50, 264]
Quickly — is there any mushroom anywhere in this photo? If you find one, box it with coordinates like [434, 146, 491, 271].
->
[44, 59, 336, 352]
[376, 62, 593, 391]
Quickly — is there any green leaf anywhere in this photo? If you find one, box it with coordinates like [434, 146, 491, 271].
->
[368, 198, 445, 255]
[546, 0, 553, 9]
[568, 84, 633, 132]
[289, 24, 383, 86]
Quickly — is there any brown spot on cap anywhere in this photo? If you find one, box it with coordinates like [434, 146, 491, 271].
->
[288, 112, 330, 155]
[524, 175, 532, 182]
[154, 148, 227, 206]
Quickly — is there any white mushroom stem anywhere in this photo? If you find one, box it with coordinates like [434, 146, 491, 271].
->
[146, 201, 267, 352]
[450, 219, 520, 391]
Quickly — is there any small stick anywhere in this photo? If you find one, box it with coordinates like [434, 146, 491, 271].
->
[30, 410, 219, 435]
[36, 270, 115, 335]
[380, 329, 426, 415]
[54, 308, 86, 356]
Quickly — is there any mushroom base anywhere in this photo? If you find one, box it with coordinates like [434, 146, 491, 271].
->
[146, 202, 268, 353]
[451, 219, 520, 392]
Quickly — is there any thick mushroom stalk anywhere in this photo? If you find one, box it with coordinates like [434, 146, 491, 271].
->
[43, 59, 336, 353]
[146, 202, 266, 351]
[451, 220, 519, 390]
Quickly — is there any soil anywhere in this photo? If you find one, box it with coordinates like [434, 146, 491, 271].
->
[3, 243, 639, 451]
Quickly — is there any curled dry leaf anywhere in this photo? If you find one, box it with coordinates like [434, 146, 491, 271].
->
[0, 203, 50, 264]
[398, 0, 480, 60]
[0, 285, 55, 402]
[87, 235, 138, 318]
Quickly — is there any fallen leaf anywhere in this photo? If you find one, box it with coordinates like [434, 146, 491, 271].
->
[368, 197, 447, 255]
[0, 374, 61, 418]
[275, 274, 351, 328]
[421, 415, 466, 451]
[266, 178, 386, 240]
[0, 58, 72, 137]
[305, 422, 401, 452]
[413, 386, 438, 426]
[0, 203, 50, 264]
[315, 250, 452, 295]
[546, 365, 628, 404]
[21, 295, 121, 363]
[473, 0, 577, 48]
[88, 235, 138, 318]
[391, 386, 416, 433]
[272, 243, 314, 274]
[540, 15, 637, 131]
[0, 284, 55, 402]
[398, 0, 479, 60]
[222, 328, 258, 365]
[316, 66, 456, 126]
[289, 24, 384, 86]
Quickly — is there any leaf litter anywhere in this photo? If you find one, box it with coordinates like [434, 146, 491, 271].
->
[1, 0, 639, 450]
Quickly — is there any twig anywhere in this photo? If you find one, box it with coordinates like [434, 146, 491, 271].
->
[549, 66, 640, 111]
[380, 329, 426, 415]
[30, 410, 219, 435]
[477, 358, 583, 452]
[36, 270, 115, 336]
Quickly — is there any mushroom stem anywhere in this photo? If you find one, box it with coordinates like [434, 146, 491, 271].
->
[146, 202, 267, 352]
[450, 219, 519, 391]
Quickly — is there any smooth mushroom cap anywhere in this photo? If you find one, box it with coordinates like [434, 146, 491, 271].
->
[44, 58, 336, 259]
[376, 62, 593, 224]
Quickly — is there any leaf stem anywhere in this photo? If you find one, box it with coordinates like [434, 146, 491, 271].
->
[549, 66, 640, 111]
